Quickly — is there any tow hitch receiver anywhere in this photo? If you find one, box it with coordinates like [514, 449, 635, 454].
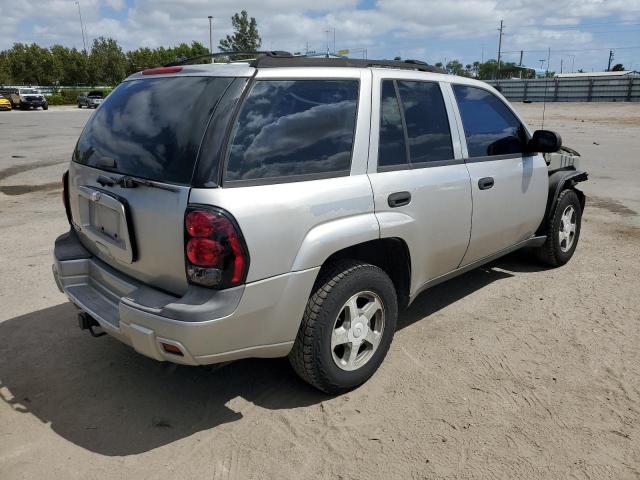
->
[78, 311, 106, 337]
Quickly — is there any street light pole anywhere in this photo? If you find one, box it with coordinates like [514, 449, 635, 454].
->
[75, 1, 87, 53]
[208, 16, 213, 54]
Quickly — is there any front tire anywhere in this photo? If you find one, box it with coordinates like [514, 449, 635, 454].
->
[536, 189, 582, 267]
[289, 260, 398, 394]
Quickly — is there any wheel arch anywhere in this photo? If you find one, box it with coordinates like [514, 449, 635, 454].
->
[538, 169, 588, 234]
[317, 237, 412, 310]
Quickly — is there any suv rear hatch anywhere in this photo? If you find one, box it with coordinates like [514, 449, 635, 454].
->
[67, 73, 244, 295]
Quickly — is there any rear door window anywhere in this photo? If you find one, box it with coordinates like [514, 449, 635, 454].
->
[224, 80, 359, 184]
[74, 76, 234, 184]
[453, 85, 526, 158]
[396, 80, 454, 165]
[378, 80, 409, 169]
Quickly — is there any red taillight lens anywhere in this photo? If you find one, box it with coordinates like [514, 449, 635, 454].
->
[186, 238, 223, 266]
[184, 207, 249, 289]
[142, 66, 183, 75]
[186, 210, 217, 237]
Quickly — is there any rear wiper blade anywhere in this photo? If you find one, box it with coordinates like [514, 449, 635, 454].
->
[96, 174, 179, 192]
[120, 176, 180, 192]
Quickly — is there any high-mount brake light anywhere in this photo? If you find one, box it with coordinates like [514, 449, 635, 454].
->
[142, 66, 183, 75]
[184, 207, 249, 289]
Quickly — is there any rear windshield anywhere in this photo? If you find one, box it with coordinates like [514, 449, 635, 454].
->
[74, 76, 233, 184]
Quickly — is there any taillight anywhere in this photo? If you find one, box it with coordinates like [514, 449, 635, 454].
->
[142, 66, 183, 75]
[184, 206, 249, 289]
[62, 170, 72, 224]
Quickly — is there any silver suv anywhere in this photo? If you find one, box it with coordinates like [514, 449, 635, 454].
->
[53, 53, 587, 393]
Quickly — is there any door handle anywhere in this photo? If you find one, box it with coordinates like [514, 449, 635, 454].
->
[388, 191, 411, 208]
[478, 177, 495, 190]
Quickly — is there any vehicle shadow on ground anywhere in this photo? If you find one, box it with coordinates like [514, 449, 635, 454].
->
[0, 252, 545, 456]
[398, 249, 549, 329]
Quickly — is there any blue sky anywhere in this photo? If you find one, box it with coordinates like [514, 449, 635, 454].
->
[2, 0, 639, 72]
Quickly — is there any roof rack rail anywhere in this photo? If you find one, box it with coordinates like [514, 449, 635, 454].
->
[165, 51, 292, 67]
[251, 55, 444, 73]
[164, 51, 444, 74]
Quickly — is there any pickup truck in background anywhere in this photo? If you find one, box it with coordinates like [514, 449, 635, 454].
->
[1, 87, 49, 110]
[77, 91, 105, 109]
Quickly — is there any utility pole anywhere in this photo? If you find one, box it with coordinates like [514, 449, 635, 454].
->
[546, 47, 551, 77]
[75, 1, 87, 53]
[333, 28, 336, 55]
[607, 49, 614, 71]
[481, 44, 485, 63]
[518, 50, 523, 66]
[325, 29, 330, 57]
[496, 20, 504, 80]
[208, 16, 213, 54]
[560, 58, 563, 74]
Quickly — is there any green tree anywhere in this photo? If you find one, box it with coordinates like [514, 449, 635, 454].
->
[89, 37, 126, 85]
[218, 10, 262, 53]
[0, 51, 9, 84]
[478, 59, 498, 79]
[611, 63, 625, 71]
[51, 45, 89, 85]
[445, 59, 465, 76]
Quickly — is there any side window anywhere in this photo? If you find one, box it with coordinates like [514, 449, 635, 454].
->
[378, 80, 408, 169]
[225, 80, 358, 183]
[396, 80, 454, 164]
[453, 85, 526, 158]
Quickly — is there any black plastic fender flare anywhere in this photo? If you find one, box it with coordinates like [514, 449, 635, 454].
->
[540, 169, 588, 231]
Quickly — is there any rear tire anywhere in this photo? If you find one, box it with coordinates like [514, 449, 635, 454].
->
[289, 260, 398, 394]
[535, 189, 582, 267]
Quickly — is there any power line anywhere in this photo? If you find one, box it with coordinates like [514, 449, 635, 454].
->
[513, 21, 640, 30]
[502, 45, 640, 54]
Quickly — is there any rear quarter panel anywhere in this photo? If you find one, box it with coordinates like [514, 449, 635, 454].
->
[190, 68, 377, 283]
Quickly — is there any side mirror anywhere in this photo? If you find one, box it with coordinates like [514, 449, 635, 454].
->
[528, 130, 562, 153]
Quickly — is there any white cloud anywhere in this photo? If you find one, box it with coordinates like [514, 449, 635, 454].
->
[1, 0, 639, 71]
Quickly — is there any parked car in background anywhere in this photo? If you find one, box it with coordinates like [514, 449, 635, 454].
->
[0, 88, 19, 108]
[77, 90, 105, 108]
[52, 53, 588, 393]
[0, 94, 11, 111]
[16, 88, 48, 110]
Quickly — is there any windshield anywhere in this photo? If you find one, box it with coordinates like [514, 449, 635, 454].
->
[73, 76, 234, 184]
[88, 91, 104, 98]
[21, 89, 39, 94]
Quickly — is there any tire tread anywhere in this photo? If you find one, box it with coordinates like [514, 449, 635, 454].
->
[289, 260, 392, 393]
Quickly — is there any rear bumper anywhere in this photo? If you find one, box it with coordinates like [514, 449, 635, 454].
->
[53, 230, 318, 365]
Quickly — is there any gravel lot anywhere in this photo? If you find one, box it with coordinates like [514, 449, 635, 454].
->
[0, 102, 639, 479]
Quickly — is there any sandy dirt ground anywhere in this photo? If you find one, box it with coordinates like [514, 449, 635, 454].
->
[0, 102, 639, 479]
